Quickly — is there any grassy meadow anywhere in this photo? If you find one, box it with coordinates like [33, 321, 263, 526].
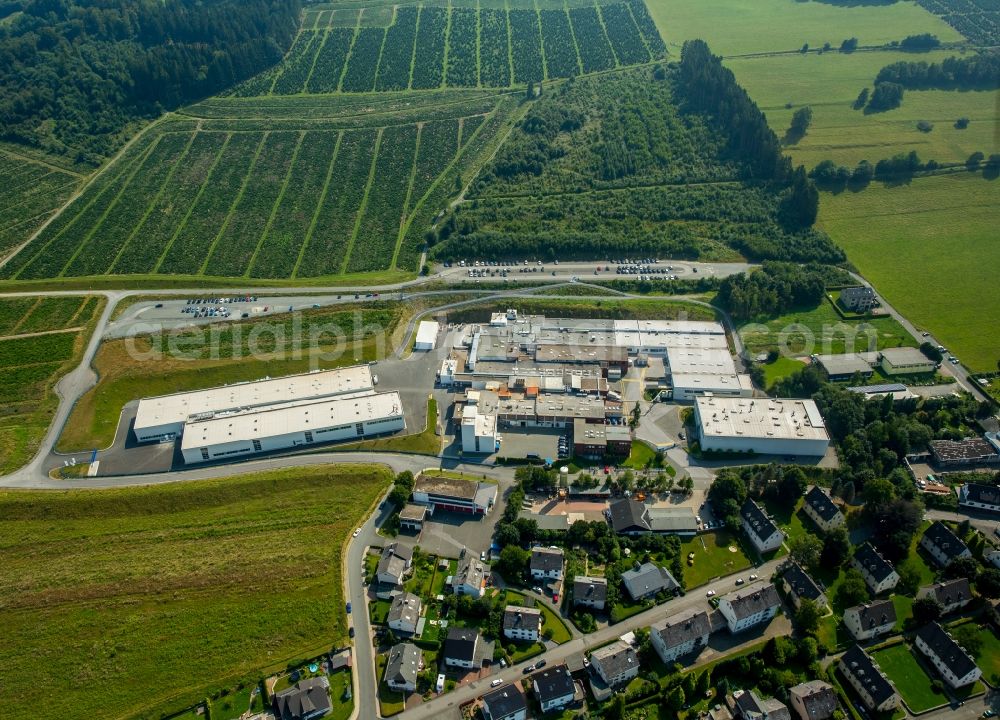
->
[0, 464, 391, 720]
[818, 173, 999, 373]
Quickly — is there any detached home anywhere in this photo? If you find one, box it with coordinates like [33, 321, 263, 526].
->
[650, 607, 712, 664]
[915, 622, 982, 688]
[589, 640, 640, 688]
[384, 643, 421, 693]
[443, 627, 480, 669]
[481, 685, 528, 720]
[789, 681, 839, 720]
[839, 646, 899, 713]
[958, 482, 1000, 513]
[274, 677, 332, 720]
[917, 578, 971, 615]
[621, 561, 679, 601]
[530, 547, 564, 581]
[718, 582, 781, 634]
[503, 605, 542, 642]
[452, 557, 487, 597]
[741, 499, 784, 554]
[531, 664, 576, 713]
[843, 599, 896, 642]
[387, 592, 422, 635]
[572, 575, 607, 610]
[851, 543, 899, 595]
[802, 486, 844, 532]
[376, 542, 414, 588]
[730, 688, 791, 720]
[919, 521, 971, 568]
[782, 562, 827, 610]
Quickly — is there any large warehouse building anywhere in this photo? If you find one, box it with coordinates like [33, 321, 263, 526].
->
[694, 395, 830, 456]
[132, 366, 406, 465]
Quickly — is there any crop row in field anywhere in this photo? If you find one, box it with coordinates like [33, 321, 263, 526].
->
[0, 151, 80, 259]
[3, 109, 499, 280]
[234, 0, 662, 95]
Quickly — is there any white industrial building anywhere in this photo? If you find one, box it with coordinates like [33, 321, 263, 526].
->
[415, 321, 440, 351]
[180, 390, 405, 464]
[134, 366, 374, 442]
[131, 366, 406, 464]
[461, 404, 497, 454]
[694, 395, 830, 456]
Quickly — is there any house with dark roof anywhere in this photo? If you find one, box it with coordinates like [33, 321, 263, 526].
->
[851, 543, 899, 594]
[782, 562, 827, 610]
[729, 688, 791, 720]
[839, 286, 876, 313]
[914, 622, 982, 688]
[650, 607, 712, 664]
[452, 557, 487, 597]
[589, 640, 639, 688]
[530, 547, 564, 581]
[740, 499, 784, 554]
[843, 599, 896, 642]
[443, 627, 480, 669]
[274, 676, 332, 720]
[572, 575, 607, 610]
[988, 549, 1000, 570]
[608, 498, 651, 534]
[838, 645, 899, 712]
[531, 664, 576, 713]
[481, 685, 528, 720]
[718, 582, 781, 633]
[384, 642, 421, 693]
[502, 605, 542, 642]
[920, 521, 971, 567]
[621, 561, 679, 601]
[917, 578, 971, 614]
[789, 680, 839, 720]
[376, 542, 413, 589]
[802, 486, 844, 533]
[958, 482, 1000, 512]
[387, 592, 421, 635]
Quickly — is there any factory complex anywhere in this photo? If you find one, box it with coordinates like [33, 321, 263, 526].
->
[133, 366, 405, 464]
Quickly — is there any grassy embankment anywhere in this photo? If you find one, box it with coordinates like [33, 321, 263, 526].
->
[0, 464, 391, 720]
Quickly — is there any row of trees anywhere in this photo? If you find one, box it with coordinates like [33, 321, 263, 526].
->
[876, 53, 1000, 91]
[0, 0, 300, 162]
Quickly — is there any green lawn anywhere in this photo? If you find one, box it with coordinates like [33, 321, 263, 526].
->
[762, 356, 806, 389]
[739, 299, 915, 358]
[871, 643, 947, 713]
[508, 641, 546, 663]
[370, 599, 392, 624]
[0, 464, 390, 720]
[327, 670, 354, 720]
[211, 684, 263, 720]
[680, 530, 752, 589]
[968, 624, 1000, 685]
[623, 441, 657, 469]
[338, 397, 440, 456]
[375, 654, 406, 717]
[819, 173, 1000, 373]
[647, 0, 962, 56]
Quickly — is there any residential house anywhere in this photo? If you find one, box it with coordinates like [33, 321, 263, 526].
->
[608, 498, 652, 534]
[802, 486, 844, 533]
[376, 542, 413, 587]
[839, 286, 876, 313]
[838, 645, 899, 713]
[572, 575, 607, 610]
[741, 499, 784, 554]
[452, 557, 487, 597]
[789, 681, 839, 720]
[274, 677, 332, 720]
[650, 607, 712, 664]
[717, 582, 781, 634]
[917, 578, 972, 615]
[782, 562, 827, 610]
[481, 685, 528, 720]
[530, 547, 565, 581]
[914, 622, 982, 689]
[443, 627, 480, 669]
[531, 664, 576, 713]
[958, 482, 1000, 512]
[387, 592, 422, 635]
[621, 561, 679, 601]
[987, 549, 1000, 570]
[729, 688, 791, 720]
[920, 521, 972, 568]
[843, 599, 896, 642]
[851, 543, 899, 595]
[384, 642, 421, 693]
[503, 605, 542, 642]
[589, 640, 640, 688]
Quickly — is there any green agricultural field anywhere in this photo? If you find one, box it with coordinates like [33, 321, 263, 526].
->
[0, 147, 81, 260]
[871, 642, 947, 712]
[648, 0, 962, 56]
[229, 0, 663, 97]
[0, 295, 104, 474]
[818, 173, 999, 373]
[648, 0, 987, 169]
[739, 298, 917, 358]
[3, 92, 519, 282]
[0, 464, 391, 720]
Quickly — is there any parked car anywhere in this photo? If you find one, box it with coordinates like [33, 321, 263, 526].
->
[535, 660, 546, 669]
[706, 590, 716, 597]
[491, 678, 504, 687]
[346, 602, 352, 613]
[735, 578, 745, 585]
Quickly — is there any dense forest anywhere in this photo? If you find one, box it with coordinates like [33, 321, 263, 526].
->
[716, 262, 833, 321]
[0, 0, 299, 163]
